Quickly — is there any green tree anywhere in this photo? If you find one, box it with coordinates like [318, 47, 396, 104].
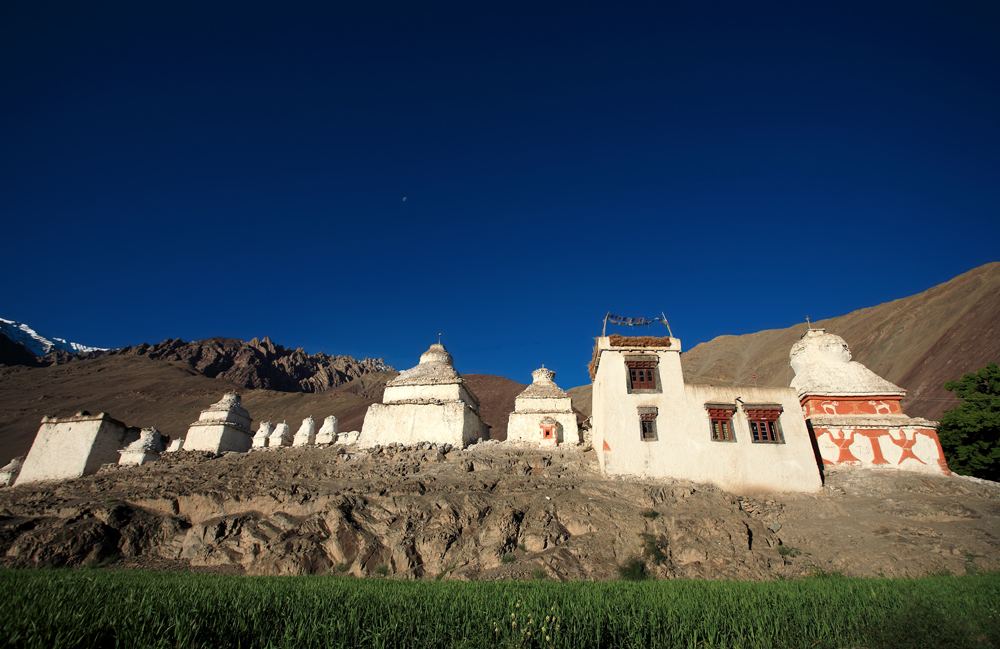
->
[937, 362, 1000, 480]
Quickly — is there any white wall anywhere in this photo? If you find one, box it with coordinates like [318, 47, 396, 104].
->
[17, 414, 139, 485]
[593, 339, 822, 494]
[383, 383, 479, 411]
[185, 423, 253, 453]
[360, 401, 485, 448]
[507, 411, 580, 445]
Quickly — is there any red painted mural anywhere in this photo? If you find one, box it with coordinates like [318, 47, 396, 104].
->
[800, 396, 903, 417]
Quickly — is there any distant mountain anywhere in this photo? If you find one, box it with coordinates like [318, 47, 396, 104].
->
[0, 317, 107, 358]
[0, 317, 395, 396]
[107, 337, 394, 394]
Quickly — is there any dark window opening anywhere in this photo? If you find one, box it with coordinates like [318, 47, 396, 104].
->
[638, 410, 658, 441]
[744, 407, 783, 443]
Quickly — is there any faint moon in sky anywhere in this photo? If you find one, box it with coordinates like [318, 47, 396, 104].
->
[402, 197, 407, 201]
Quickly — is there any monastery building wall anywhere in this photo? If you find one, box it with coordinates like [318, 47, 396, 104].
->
[592, 336, 822, 494]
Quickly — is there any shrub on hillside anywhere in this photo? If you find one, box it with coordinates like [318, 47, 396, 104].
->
[938, 362, 1000, 480]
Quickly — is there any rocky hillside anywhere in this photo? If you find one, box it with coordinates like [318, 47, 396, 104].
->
[0, 328, 395, 397]
[0, 444, 995, 580]
[106, 337, 393, 393]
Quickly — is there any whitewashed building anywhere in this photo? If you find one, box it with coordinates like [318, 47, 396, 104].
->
[16, 412, 141, 485]
[507, 367, 580, 446]
[184, 392, 254, 453]
[791, 329, 950, 475]
[360, 343, 488, 448]
[118, 427, 166, 466]
[592, 335, 822, 494]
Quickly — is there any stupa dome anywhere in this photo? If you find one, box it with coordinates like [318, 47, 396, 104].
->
[531, 367, 556, 384]
[419, 344, 454, 366]
[388, 342, 463, 387]
[789, 329, 851, 374]
[789, 329, 904, 398]
[517, 366, 568, 399]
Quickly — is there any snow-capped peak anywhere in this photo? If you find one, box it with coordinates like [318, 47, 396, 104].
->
[0, 317, 108, 357]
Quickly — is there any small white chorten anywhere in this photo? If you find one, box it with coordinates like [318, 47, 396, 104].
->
[119, 428, 165, 466]
[268, 421, 292, 447]
[360, 342, 488, 448]
[252, 421, 275, 449]
[0, 456, 25, 487]
[315, 416, 339, 444]
[184, 392, 254, 453]
[507, 367, 580, 446]
[292, 416, 317, 447]
[165, 438, 185, 452]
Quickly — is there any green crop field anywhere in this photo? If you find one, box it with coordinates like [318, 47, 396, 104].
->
[0, 569, 997, 649]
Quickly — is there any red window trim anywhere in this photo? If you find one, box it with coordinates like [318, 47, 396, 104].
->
[627, 359, 658, 390]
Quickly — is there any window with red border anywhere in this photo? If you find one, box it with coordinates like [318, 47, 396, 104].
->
[743, 406, 783, 443]
[705, 405, 736, 441]
[638, 406, 658, 441]
[626, 358, 659, 392]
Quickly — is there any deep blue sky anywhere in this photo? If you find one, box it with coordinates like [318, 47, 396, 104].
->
[2, 1, 998, 389]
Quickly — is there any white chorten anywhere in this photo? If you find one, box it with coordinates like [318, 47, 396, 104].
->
[0, 456, 24, 487]
[790, 329, 904, 398]
[184, 392, 254, 453]
[359, 343, 488, 448]
[315, 416, 339, 444]
[292, 416, 317, 447]
[252, 421, 275, 449]
[119, 427, 165, 466]
[268, 422, 292, 447]
[791, 329, 949, 475]
[507, 367, 580, 446]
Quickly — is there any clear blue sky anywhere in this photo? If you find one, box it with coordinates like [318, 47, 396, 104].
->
[2, 1, 998, 389]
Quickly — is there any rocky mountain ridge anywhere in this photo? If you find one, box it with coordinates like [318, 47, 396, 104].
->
[108, 337, 393, 394]
[0, 330, 394, 396]
[0, 317, 107, 358]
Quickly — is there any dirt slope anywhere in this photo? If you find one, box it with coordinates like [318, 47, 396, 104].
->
[682, 262, 1000, 420]
[0, 356, 398, 466]
[0, 444, 996, 581]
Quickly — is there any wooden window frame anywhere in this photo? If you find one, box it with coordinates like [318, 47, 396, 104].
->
[626, 357, 661, 394]
[742, 406, 784, 444]
[705, 406, 736, 442]
[638, 406, 658, 442]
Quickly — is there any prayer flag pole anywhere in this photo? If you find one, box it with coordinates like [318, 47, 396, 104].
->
[660, 311, 673, 337]
[602, 312, 609, 337]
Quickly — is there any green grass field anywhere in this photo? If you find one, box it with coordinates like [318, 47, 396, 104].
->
[1, 569, 997, 649]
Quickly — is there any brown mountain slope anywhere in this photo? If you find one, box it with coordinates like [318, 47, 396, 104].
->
[681, 262, 1000, 420]
[0, 356, 398, 466]
[0, 356, 531, 465]
[566, 262, 1000, 420]
[463, 374, 527, 441]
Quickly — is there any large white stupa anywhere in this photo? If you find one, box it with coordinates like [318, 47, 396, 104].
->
[359, 342, 488, 448]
